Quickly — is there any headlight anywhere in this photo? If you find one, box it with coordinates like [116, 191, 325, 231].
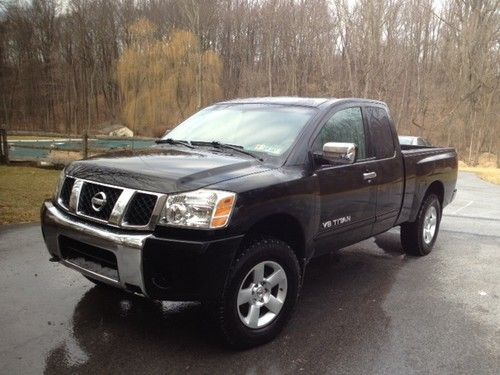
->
[53, 169, 66, 200]
[158, 189, 236, 229]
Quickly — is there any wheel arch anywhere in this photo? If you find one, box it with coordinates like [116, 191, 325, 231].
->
[426, 180, 444, 207]
[242, 213, 306, 264]
[407, 179, 445, 223]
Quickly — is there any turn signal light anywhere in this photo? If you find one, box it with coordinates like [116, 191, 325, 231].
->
[211, 196, 236, 228]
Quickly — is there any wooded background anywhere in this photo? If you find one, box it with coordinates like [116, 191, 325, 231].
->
[0, 0, 498, 164]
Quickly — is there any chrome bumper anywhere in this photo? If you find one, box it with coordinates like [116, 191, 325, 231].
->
[41, 201, 151, 295]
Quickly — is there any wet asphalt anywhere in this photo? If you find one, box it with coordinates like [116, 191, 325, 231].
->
[0, 172, 499, 374]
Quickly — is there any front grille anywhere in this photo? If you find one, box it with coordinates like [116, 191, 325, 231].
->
[124, 193, 158, 226]
[59, 177, 160, 229]
[59, 177, 75, 207]
[59, 236, 119, 281]
[78, 182, 122, 221]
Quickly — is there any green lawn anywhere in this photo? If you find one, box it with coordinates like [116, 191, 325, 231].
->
[0, 166, 60, 225]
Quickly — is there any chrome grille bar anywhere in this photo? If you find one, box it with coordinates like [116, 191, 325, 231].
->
[109, 189, 135, 226]
[69, 179, 83, 213]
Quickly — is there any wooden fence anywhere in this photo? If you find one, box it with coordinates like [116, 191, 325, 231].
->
[0, 129, 9, 164]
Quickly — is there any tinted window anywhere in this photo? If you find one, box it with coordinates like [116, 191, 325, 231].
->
[398, 136, 413, 145]
[366, 106, 395, 159]
[313, 107, 366, 159]
[418, 138, 431, 146]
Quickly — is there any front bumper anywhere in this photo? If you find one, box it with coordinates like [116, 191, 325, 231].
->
[41, 201, 243, 300]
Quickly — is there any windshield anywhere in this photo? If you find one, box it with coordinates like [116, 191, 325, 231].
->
[163, 104, 317, 157]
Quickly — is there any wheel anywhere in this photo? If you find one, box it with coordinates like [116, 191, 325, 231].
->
[214, 237, 301, 348]
[401, 194, 442, 256]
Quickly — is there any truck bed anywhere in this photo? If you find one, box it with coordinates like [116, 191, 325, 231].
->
[400, 144, 443, 152]
[398, 145, 458, 224]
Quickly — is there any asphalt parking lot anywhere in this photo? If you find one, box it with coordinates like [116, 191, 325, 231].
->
[0, 172, 498, 374]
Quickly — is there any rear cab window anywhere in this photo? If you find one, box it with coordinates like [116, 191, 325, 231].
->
[365, 106, 395, 159]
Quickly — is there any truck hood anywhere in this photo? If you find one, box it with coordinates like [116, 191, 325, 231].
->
[65, 147, 272, 193]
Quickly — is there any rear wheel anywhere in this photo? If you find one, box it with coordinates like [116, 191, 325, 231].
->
[214, 237, 301, 348]
[401, 194, 441, 256]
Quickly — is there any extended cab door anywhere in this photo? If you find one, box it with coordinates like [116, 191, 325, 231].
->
[363, 105, 404, 234]
[312, 106, 377, 255]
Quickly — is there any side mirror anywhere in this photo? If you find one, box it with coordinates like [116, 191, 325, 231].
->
[322, 142, 357, 164]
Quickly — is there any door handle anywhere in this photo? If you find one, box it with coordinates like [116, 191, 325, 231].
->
[363, 171, 377, 180]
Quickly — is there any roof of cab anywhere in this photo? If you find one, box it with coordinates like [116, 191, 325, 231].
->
[218, 96, 336, 108]
[217, 96, 387, 108]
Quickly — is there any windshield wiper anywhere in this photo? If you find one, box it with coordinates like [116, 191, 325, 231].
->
[191, 141, 263, 161]
[155, 138, 194, 149]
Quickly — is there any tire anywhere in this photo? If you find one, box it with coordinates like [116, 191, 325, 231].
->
[214, 237, 301, 348]
[401, 193, 442, 256]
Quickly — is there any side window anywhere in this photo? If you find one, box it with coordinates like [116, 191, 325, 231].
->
[366, 106, 395, 159]
[313, 107, 366, 160]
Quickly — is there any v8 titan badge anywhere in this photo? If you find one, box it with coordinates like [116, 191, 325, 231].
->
[322, 215, 351, 229]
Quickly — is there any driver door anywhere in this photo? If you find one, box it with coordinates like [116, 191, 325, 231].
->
[312, 106, 377, 255]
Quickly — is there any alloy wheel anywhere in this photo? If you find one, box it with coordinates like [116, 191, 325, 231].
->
[237, 260, 288, 329]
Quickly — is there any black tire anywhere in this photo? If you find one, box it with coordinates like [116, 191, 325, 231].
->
[214, 237, 301, 348]
[401, 193, 442, 256]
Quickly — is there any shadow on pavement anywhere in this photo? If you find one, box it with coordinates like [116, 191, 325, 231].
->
[44, 232, 406, 374]
[374, 230, 404, 255]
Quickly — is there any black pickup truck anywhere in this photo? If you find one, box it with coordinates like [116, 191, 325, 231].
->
[41, 97, 457, 347]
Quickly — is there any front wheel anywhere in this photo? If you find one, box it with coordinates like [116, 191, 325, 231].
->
[401, 194, 442, 256]
[214, 237, 301, 348]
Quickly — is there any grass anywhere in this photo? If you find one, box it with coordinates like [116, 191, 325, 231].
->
[0, 165, 60, 225]
[459, 167, 500, 185]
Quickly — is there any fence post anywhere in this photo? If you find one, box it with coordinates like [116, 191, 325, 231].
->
[82, 131, 88, 159]
[0, 128, 9, 164]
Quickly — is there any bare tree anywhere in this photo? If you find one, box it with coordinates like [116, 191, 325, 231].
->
[0, 0, 498, 164]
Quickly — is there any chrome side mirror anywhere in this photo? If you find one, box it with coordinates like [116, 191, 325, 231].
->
[322, 142, 357, 164]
